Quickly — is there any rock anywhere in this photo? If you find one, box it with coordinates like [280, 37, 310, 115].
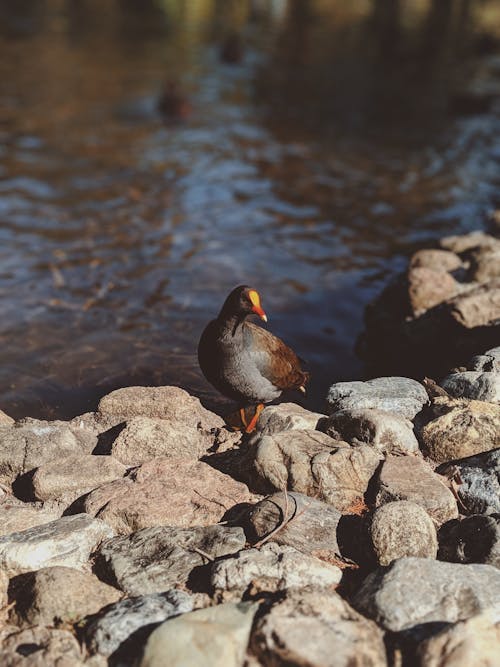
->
[324, 407, 419, 455]
[438, 515, 500, 568]
[438, 449, 500, 515]
[448, 278, 500, 328]
[85, 590, 193, 657]
[252, 589, 387, 667]
[110, 416, 210, 465]
[0, 422, 88, 487]
[0, 409, 14, 426]
[370, 501, 438, 566]
[327, 377, 428, 419]
[140, 601, 257, 667]
[211, 543, 342, 596]
[83, 457, 254, 534]
[253, 430, 381, 513]
[353, 557, 500, 632]
[407, 267, 460, 316]
[469, 346, 500, 372]
[98, 385, 223, 432]
[97, 524, 246, 595]
[0, 514, 114, 576]
[30, 454, 126, 504]
[416, 605, 500, 667]
[409, 249, 462, 272]
[0, 626, 85, 666]
[18, 416, 98, 454]
[419, 398, 500, 463]
[0, 502, 60, 537]
[376, 455, 458, 525]
[439, 230, 500, 254]
[247, 403, 326, 444]
[470, 247, 500, 282]
[0, 569, 8, 608]
[440, 371, 500, 403]
[245, 492, 341, 559]
[9, 566, 121, 627]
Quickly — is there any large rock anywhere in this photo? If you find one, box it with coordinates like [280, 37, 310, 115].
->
[252, 589, 387, 667]
[327, 377, 428, 419]
[85, 590, 193, 657]
[83, 457, 254, 534]
[439, 230, 500, 254]
[253, 430, 381, 513]
[416, 605, 500, 667]
[97, 524, 246, 595]
[409, 248, 462, 273]
[407, 266, 460, 316]
[247, 403, 326, 444]
[376, 455, 458, 525]
[370, 501, 438, 566]
[470, 247, 500, 282]
[353, 557, 500, 632]
[324, 408, 419, 455]
[419, 397, 500, 463]
[245, 492, 341, 559]
[140, 602, 257, 667]
[211, 543, 342, 597]
[469, 346, 500, 372]
[9, 566, 121, 627]
[30, 454, 126, 504]
[438, 449, 500, 515]
[0, 502, 60, 537]
[438, 515, 500, 568]
[0, 514, 114, 576]
[440, 371, 500, 403]
[0, 626, 86, 666]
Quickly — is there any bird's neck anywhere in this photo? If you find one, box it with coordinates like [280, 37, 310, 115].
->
[217, 312, 246, 337]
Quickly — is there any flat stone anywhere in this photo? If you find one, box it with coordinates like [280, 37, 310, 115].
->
[438, 515, 500, 568]
[440, 371, 500, 403]
[247, 403, 326, 444]
[407, 266, 460, 316]
[85, 590, 193, 657]
[97, 524, 246, 595]
[252, 589, 387, 667]
[420, 398, 500, 463]
[254, 430, 381, 513]
[0, 513, 114, 576]
[9, 566, 121, 627]
[30, 454, 126, 504]
[0, 502, 60, 537]
[416, 605, 500, 667]
[438, 449, 500, 515]
[140, 602, 257, 667]
[327, 377, 428, 419]
[376, 455, 458, 525]
[324, 407, 419, 455]
[353, 557, 500, 632]
[0, 626, 85, 666]
[83, 457, 254, 534]
[370, 501, 438, 566]
[409, 249, 462, 272]
[211, 543, 342, 596]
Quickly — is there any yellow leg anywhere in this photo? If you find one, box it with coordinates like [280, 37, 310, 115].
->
[245, 403, 264, 434]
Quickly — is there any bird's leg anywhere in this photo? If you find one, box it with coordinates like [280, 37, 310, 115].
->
[244, 403, 264, 434]
[239, 407, 248, 430]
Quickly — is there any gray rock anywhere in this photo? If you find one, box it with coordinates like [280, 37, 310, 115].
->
[85, 590, 193, 657]
[252, 589, 387, 667]
[0, 513, 114, 576]
[97, 524, 246, 595]
[0, 626, 85, 666]
[324, 407, 419, 455]
[420, 398, 500, 463]
[370, 501, 438, 566]
[376, 455, 458, 525]
[254, 430, 381, 513]
[327, 377, 428, 419]
[438, 449, 500, 515]
[211, 543, 342, 596]
[0, 502, 60, 537]
[438, 515, 500, 568]
[10, 566, 121, 627]
[30, 454, 127, 504]
[140, 601, 257, 667]
[246, 492, 341, 559]
[469, 346, 500, 372]
[353, 557, 500, 632]
[248, 403, 326, 444]
[440, 371, 500, 403]
[416, 605, 500, 667]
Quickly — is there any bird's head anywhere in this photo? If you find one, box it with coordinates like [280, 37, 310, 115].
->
[220, 285, 268, 322]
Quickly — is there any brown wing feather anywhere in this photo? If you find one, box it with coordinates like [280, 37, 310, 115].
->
[246, 322, 309, 391]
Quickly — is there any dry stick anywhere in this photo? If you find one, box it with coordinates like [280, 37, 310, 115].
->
[191, 547, 215, 562]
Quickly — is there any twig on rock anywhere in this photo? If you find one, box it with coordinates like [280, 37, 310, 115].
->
[191, 547, 215, 562]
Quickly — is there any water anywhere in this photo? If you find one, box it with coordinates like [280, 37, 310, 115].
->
[1, 0, 499, 419]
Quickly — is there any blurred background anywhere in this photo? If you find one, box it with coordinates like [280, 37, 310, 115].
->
[0, 0, 500, 419]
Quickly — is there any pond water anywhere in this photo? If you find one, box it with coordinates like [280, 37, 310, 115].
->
[1, 0, 500, 419]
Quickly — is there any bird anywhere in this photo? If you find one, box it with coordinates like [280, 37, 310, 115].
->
[198, 285, 309, 433]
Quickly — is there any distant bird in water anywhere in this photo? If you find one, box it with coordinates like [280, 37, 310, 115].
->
[219, 33, 243, 65]
[198, 285, 309, 432]
[157, 80, 191, 121]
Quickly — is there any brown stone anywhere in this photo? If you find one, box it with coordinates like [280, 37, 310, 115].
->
[408, 267, 460, 316]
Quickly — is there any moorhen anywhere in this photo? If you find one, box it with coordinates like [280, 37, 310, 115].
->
[198, 285, 309, 432]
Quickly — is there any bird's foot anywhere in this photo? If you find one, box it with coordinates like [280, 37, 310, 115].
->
[244, 403, 264, 434]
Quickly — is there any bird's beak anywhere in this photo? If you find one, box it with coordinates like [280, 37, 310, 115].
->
[252, 306, 268, 322]
[248, 289, 268, 322]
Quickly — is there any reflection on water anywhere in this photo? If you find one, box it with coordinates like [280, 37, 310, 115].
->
[0, 0, 499, 418]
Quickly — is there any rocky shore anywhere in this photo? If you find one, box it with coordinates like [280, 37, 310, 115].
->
[1, 234, 500, 666]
